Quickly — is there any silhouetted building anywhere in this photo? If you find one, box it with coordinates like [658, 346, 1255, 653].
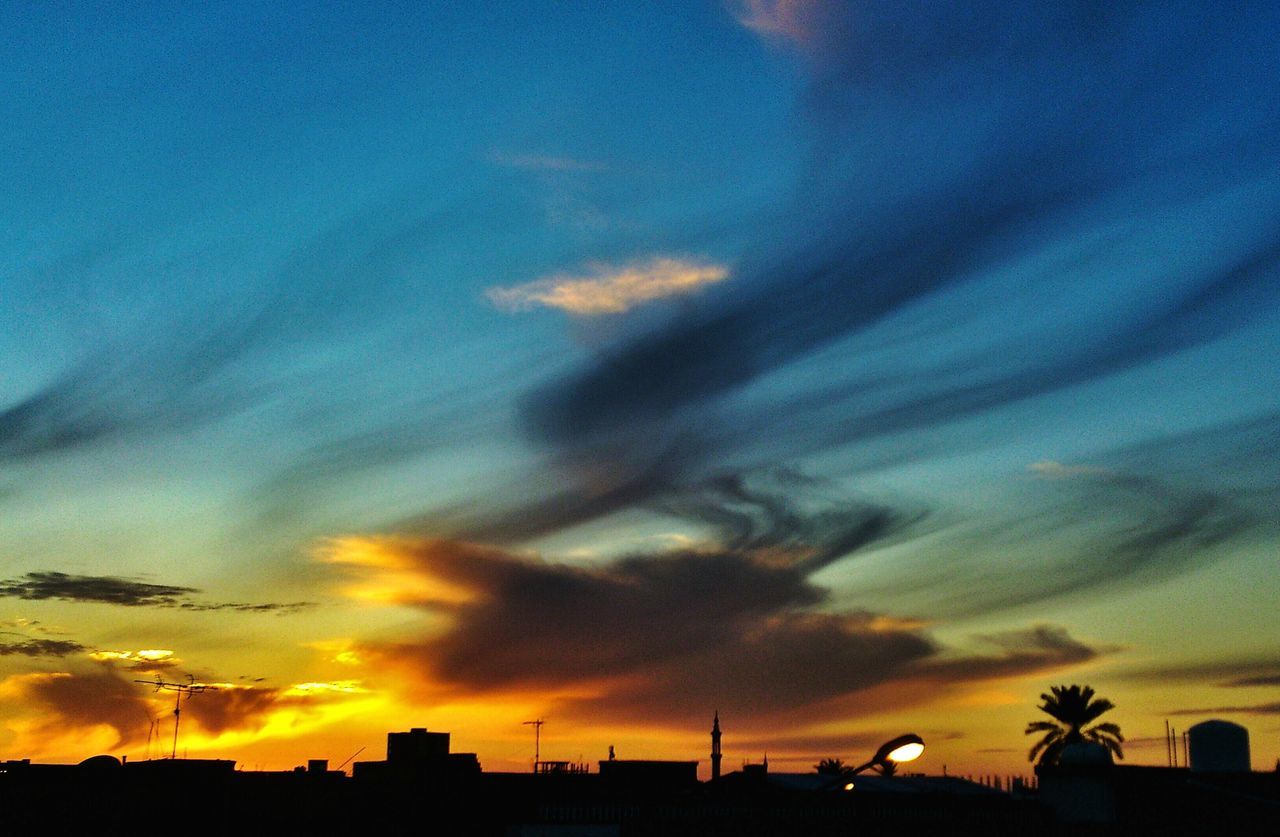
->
[1189, 719, 1251, 772]
[353, 726, 480, 783]
[1038, 749, 1280, 835]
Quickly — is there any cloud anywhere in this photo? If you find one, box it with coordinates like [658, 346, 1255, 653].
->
[489, 150, 610, 173]
[728, 0, 836, 49]
[89, 649, 180, 672]
[1028, 461, 1109, 479]
[0, 638, 86, 657]
[179, 684, 289, 735]
[804, 438, 1268, 617]
[0, 571, 314, 614]
[354, 535, 937, 724]
[1222, 675, 1280, 688]
[0, 572, 195, 607]
[1118, 655, 1280, 689]
[487, 257, 729, 315]
[335, 498, 1102, 729]
[919, 626, 1104, 682]
[1170, 703, 1280, 716]
[176, 680, 369, 735]
[504, 5, 1280, 576]
[4, 666, 152, 747]
[0, 191, 489, 464]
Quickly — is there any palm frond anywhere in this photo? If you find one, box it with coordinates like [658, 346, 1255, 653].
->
[1089, 722, 1124, 741]
[1028, 729, 1062, 763]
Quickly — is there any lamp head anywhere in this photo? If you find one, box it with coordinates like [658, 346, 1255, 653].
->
[874, 733, 924, 765]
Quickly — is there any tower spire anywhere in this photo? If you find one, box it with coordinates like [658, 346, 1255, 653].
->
[711, 710, 722, 781]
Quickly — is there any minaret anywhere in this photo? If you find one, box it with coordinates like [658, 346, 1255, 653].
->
[711, 711, 722, 781]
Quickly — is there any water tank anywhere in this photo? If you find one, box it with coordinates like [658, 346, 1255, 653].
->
[1188, 720, 1250, 772]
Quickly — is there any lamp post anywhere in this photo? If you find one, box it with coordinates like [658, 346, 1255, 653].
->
[848, 733, 925, 776]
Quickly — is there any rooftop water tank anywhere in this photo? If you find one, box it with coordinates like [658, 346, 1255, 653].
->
[1188, 720, 1250, 772]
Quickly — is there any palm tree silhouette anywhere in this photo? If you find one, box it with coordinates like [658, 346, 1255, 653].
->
[815, 757, 850, 775]
[1025, 684, 1124, 765]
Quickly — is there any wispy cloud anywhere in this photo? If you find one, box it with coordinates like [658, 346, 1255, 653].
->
[0, 572, 196, 607]
[0, 571, 314, 614]
[1170, 703, 1280, 716]
[728, 0, 829, 47]
[489, 150, 610, 173]
[89, 649, 180, 671]
[1118, 655, 1280, 689]
[487, 257, 729, 315]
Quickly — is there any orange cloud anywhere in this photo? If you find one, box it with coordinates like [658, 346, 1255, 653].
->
[486, 257, 729, 315]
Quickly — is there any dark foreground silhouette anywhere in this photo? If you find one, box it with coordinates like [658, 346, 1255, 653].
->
[2, 726, 1277, 835]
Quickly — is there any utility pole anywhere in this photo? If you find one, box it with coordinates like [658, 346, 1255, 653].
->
[523, 719, 544, 773]
[135, 675, 213, 759]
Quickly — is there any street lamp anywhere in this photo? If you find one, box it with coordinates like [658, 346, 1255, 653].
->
[848, 733, 925, 776]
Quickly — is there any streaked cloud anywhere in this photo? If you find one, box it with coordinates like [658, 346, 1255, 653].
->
[0, 571, 314, 614]
[282, 680, 369, 697]
[0, 638, 85, 658]
[89, 649, 179, 671]
[489, 150, 610, 173]
[1170, 702, 1280, 716]
[1118, 656, 1280, 689]
[487, 257, 729, 315]
[1028, 460, 1109, 479]
[0, 572, 195, 607]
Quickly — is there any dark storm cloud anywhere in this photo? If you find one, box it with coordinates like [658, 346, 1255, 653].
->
[369, 536, 937, 721]
[0, 638, 86, 657]
[356, 514, 1104, 727]
[19, 666, 152, 747]
[0, 571, 313, 613]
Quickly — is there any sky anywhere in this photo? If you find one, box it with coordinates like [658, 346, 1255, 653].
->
[2, 1, 1278, 777]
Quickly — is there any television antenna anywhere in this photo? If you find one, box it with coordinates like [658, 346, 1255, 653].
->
[336, 745, 366, 773]
[523, 718, 544, 772]
[134, 674, 215, 759]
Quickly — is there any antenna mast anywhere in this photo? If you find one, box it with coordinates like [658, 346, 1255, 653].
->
[523, 719, 545, 772]
[135, 675, 214, 759]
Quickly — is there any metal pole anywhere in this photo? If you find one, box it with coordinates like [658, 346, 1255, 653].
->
[172, 690, 182, 760]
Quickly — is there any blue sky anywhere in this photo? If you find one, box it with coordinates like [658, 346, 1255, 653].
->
[1, 2, 1278, 772]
